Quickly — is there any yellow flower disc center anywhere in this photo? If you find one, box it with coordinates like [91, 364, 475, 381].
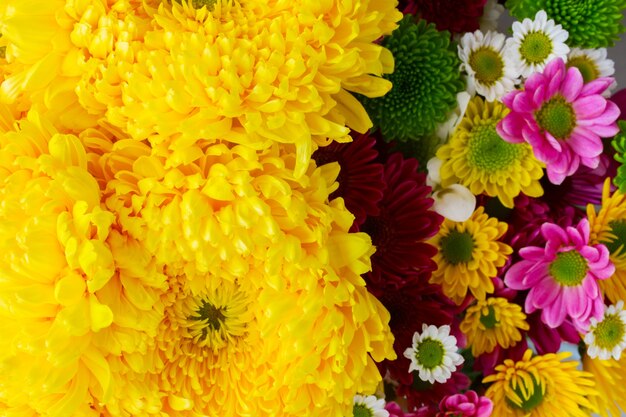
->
[520, 31, 553, 64]
[440, 230, 475, 265]
[506, 376, 545, 412]
[549, 250, 588, 287]
[467, 123, 524, 172]
[593, 314, 626, 349]
[602, 219, 626, 258]
[536, 95, 577, 140]
[567, 56, 600, 83]
[469, 47, 504, 85]
[480, 305, 498, 329]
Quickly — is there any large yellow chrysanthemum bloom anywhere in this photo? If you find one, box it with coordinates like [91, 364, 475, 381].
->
[484, 350, 597, 417]
[436, 96, 544, 208]
[588, 178, 626, 304]
[583, 352, 626, 417]
[90, 140, 395, 416]
[81, 0, 400, 176]
[0, 109, 167, 416]
[0, 0, 155, 132]
[429, 207, 512, 304]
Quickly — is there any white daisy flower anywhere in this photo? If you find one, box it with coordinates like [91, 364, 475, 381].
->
[479, 0, 505, 32]
[403, 323, 464, 384]
[505, 10, 570, 79]
[585, 300, 626, 360]
[566, 47, 616, 96]
[459, 30, 519, 102]
[352, 395, 389, 417]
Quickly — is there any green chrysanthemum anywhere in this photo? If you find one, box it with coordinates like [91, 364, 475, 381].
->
[612, 120, 626, 192]
[360, 16, 464, 141]
[506, 0, 626, 48]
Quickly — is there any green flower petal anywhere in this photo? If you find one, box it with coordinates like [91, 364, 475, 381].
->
[359, 16, 464, 141]
[507, 0, 626, 48]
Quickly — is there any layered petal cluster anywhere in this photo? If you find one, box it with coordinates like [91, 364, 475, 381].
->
[497, 58, 620, 185]
[94, 140, 396, 416]
[505, 219, 614, 332]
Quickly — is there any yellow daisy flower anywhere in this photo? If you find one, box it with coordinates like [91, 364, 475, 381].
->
[436, 96, 544, 208]
[460, 297, 529, 356]
[93, 140, 396, 416]
[484, 350, 597, 417]
[588, 178, 626, 304]
[0, 111, 167, 416]
[85, 0, 401, 177]
[583, 352, 626, 417]
[429, 206, 512, 304]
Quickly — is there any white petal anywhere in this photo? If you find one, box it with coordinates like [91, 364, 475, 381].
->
[432, 184, 476, 222]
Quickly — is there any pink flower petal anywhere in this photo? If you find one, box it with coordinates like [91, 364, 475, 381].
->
[580, 77, 615, 96]
[568, 129, 603, 158]
[528, 277, 559, 307]
[504, 261, 532, 289]
[564, 286, 586, 318]
[542, 292, 566, 328]
[560, 67, 584, 102]
[573, 95, 607, 119]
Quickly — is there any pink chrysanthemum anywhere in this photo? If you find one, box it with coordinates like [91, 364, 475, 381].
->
[313, 132, 385, 227]
[360, 153, 443, 291]
[437, 391, 493, 417]
[504, 219, 614, 331]
[497, 58, 620, 185]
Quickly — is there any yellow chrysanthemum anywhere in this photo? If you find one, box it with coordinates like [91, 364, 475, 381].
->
[0, 109, 167, 416]
[588, 178, 626, 304]
[460, 297, 529, 356]
[0, 0, 155, 132]
[81, 0, 400, 177]
[484, 350, 598, 417]
[91, 140, 395, 416]
[583, 352, 626, 417]
[437, 96, 544, 208]
[429, 206, 512, 304]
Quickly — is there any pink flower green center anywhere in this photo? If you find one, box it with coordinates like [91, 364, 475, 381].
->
[353, 404, 374, 417]
[593, 314, 626, 349]
[536, 95, 577, 140]
[567, 56, 599, 83]
[520, 31, 553, 64]
[480, 306, 498, 329]
[549, 250, 588, 286]
[469, 47, 504, 85]
[440, 230, 475, 265]
[467, 123, 524, 172]
[506, 376, 545, 412]
[416, 338, 445, 370]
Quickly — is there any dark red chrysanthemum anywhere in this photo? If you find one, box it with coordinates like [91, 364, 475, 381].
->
[398, 370, 470, 413]
[312, 132, 385, 227]
[360, 153, 443, 291]
[399, 0, 487, 33]
[377, 284, 456, 385]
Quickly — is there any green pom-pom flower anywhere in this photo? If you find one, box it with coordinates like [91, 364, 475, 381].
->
[612, 120, 626, 192]
[506, 0, 626, 48]
[359, 16, 464, 141]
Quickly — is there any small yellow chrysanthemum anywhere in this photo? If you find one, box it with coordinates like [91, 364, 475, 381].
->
[429, 206, 512, 304]
[484, 350, 597, 417]
[460, 297, 529, 356]
[85, 0, 400, 176]
[0, 110, 167, 417]
[588, 179, 626, 304]
[93, 140, 396, 416]
[583, 352, 626, 417]
[437, 96, 544, 208]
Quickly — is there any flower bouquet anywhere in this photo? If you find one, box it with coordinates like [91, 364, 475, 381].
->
[1, 0, 626, 416]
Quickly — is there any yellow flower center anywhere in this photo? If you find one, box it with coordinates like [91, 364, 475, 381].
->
[469, 47, 504, 85]
[480, 306, 498, 329]
[520, 31, 553, 64]
[440, 230, 475, 265]
[602, 219, 626, 258]
[189, 300, 227, 338]
[567, 56, 600, 83]
[467, 123, 524, 172]
[593, 314, 626, 349]
[549, 250, 588, 287]
[506, 376, 546, 412]
[536, 95, 577, 140]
